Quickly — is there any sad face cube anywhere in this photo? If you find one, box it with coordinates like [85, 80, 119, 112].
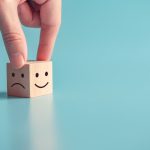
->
[7, 61, 53, 98]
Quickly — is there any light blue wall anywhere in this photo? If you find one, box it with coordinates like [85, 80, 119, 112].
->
[1, 1, 150, 150]
[1, 0, 150, 92]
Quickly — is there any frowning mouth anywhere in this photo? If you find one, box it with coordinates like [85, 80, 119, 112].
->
[11, 83, 25, 89]
[34, 82, 49, 88]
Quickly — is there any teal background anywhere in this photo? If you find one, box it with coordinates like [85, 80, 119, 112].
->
[1, 0, 150, 150]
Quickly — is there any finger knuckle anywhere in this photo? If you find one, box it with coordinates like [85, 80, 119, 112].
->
[3, 32, 23, 46]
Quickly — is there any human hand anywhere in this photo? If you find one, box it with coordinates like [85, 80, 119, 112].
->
[0, 0, 61, 69]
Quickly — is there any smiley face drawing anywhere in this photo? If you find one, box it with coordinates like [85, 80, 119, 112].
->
[34, 72, 49, 88]
[7, 61, 53, 98]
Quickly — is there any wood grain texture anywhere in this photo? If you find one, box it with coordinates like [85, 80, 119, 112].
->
[7, 61, 53, 98]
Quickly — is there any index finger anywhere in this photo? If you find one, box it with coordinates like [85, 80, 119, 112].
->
[37, 0, 61, 61]
[0, 0, 27, 69]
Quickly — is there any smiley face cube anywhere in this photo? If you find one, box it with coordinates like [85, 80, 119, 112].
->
[7, 61, 53, 98]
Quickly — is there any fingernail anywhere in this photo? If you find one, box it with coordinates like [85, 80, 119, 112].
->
[10, 52, 25, 69]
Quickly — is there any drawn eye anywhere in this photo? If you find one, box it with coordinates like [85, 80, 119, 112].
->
[21, 73, 24, 78]
[45, 72, 48, 76]
[12, 73, 15, 77]
[35, 73, 39, 78]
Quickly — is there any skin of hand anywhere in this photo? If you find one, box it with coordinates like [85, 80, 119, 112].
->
[0, 0, 61, 69]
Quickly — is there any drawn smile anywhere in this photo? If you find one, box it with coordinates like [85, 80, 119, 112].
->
[11, 83, 25, 89]
[34, 82, 49, 88]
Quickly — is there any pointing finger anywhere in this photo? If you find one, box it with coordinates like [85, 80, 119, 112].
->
[37, 0, 61, 60]
[0, 0, 27, 69]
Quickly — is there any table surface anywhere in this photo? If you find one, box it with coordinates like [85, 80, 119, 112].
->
[1, 0, 150, 150]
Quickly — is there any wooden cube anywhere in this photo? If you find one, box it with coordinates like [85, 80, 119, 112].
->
[7, 61, 53, 98]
